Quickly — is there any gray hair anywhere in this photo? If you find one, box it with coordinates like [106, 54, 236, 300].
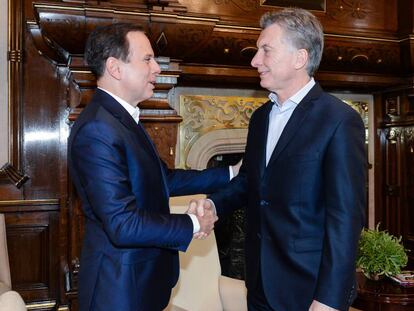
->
[260, 8, 324, 76]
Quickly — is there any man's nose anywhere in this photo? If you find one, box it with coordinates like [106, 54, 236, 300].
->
[251, 51, 260, 68]
[152, 59, 161, 74]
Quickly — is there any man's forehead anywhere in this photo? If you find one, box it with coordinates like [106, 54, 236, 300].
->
[127, 31, 154, 53]
[257, 25, 282, 47]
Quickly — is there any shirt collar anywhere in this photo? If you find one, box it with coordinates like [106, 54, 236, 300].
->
[98, 87, 140, 124]
[268, 77, 316, 109]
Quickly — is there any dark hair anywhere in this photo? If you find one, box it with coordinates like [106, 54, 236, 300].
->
[260, 8, 324, 76]
[84, 23, 144, 78]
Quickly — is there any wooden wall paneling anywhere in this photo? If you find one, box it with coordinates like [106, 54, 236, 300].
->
[141, 120, 180, 169]
[64, 183, 83, 309]
[373, 93, 385, 229]
[4, 206, 59, 304]
[0, 0, 25, 194]
[382, 126, 403, 236]
[21, 31, 65, 199]
[322, 0, 398, 37]
[398, 0, 414, 35]
[321, 37, 400, 75]
[376, 87, 414, 267]
[403, 126, 414, 267]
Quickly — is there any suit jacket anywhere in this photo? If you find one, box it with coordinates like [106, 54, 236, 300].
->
[209, 83, 366, 311]
[68, 89, 229, 311]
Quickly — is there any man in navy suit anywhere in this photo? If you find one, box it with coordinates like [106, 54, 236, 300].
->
[68, 23, 233, 311]
[194, 8, 366, 311]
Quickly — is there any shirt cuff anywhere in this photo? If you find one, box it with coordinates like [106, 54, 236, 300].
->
[188, 213, 200, 233]
[229, 166, 234, 180]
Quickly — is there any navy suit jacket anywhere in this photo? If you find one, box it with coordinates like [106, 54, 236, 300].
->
[210, 83, 366, 311]
[68, 89, 229, 311]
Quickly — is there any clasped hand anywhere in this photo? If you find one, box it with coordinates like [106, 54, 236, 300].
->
[186, 199, 218, 240]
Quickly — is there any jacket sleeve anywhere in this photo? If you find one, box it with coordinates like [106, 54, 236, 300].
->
[314, 110, 366, 310]
[208, 164, 248, 216]
[165, 162, 230, 197]
[71, 120, 193, 251]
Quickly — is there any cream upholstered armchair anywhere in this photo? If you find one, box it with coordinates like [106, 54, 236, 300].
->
[0, 214, 26, 311]
[165, 196, 247, 311]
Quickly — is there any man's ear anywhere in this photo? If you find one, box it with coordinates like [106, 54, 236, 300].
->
[295, 48, 308, 70]
[105, 57, 122, 80]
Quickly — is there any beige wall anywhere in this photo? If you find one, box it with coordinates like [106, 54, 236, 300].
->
[0, 0, 8, 165]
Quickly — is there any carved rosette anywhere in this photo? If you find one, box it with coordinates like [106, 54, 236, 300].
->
[328, 0, 371, 20]
[404, 127, 414, 146]
[384, 127, 403, 143]
[179, 95, 266, 167]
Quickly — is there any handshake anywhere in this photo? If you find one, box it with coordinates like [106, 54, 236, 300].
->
[186, 198, 218, 240]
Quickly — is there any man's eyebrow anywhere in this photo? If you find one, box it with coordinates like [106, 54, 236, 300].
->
[259, 43, 272, 49]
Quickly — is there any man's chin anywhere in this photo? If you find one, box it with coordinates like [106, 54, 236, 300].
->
[259, 80, 269, 90]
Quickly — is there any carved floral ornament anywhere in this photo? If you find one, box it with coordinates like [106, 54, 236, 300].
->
[329, 0, 370, 19]
[178, 95, 267, 167]
[384, 127, 414, 146]
[385, 128, 402, 143]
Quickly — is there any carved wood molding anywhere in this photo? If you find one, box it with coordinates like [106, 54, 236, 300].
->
[0, 162, 29, 188]
[7, 50, 22, 63]
[2, 0, 24, 187]
[29, 1, 404, 78]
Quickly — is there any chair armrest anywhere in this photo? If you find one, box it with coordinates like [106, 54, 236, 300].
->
[218, 275, 247, 311]
[0, 215, 11, 289]
[0, 290, 26, 311]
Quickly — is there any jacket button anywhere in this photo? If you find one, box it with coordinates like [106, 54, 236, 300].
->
[260, 200, 269, 207]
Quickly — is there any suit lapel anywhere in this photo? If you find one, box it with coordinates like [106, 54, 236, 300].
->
[266, 83, 323, 168]
[96, 90, 158, 158]
[136, 122, 170, 197]
[257, 102, 273, 180]
[95, 89, 169, 196]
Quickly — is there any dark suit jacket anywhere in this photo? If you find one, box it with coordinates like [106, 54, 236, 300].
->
[68, 89, 229, 311]
[210, 83, 366, 311]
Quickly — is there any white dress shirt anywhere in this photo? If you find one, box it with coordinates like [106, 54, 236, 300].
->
[98, 87, 140, 123]
[266, 78, 316, 165]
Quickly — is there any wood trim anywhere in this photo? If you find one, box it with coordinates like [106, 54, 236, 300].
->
[0, 0, 24, 184]
[0, 199, 59, 212]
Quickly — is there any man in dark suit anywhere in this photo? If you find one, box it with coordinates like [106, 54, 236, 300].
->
[68, 23, 233, 311]
[194, 8, 366, 311]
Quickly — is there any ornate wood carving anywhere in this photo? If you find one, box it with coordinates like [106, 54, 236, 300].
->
[322, 38, 400, 74]
[7, 50, 22, 63]
[178, 94, 266, 168]
[328, 0, 371, 20]
[385, 97, 401, 119]
[30, 1, 403, 86]
[0, 163, 29, 188]
[1, 0, 24, 187]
